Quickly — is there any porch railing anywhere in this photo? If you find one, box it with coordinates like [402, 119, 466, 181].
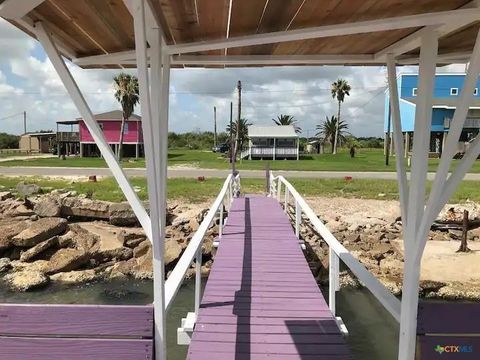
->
[57, 131, 79, 142]
[269, 173, 401, 322]
[165, 173, 241, 315]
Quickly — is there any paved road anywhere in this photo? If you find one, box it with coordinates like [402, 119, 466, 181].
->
[1, 166, 480, 180]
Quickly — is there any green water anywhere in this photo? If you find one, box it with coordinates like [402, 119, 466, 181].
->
[0, 280, 399, 359]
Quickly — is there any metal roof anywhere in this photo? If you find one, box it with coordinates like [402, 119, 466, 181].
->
[1, 1, 479, 68]
[248, 125, 298, 138]
[75, 110, 141, 121]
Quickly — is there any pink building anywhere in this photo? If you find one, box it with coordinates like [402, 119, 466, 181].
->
[70, 110, 143, 158]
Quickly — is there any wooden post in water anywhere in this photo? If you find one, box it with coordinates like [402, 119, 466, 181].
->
[458, 209, 471, 253]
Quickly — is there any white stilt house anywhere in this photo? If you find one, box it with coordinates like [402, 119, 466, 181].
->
[2, 1, 480, 359]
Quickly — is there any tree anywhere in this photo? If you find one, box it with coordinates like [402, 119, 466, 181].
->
[331, 79, 351, 154]
[226, 118, 252, 155]
[114, 73, 139, 160]
[272, 114, 302, 133]
[315, 116, 349, 153]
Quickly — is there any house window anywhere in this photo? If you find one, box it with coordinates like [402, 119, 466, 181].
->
[412, 88, 417, 96]
[450, 88, 459, 96]
[123, 123, 129, 133]
[475, 88, 478, 96]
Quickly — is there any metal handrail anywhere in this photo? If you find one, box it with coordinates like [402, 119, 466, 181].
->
[165, 174, 237, 312]
[269, 173, 401, 322]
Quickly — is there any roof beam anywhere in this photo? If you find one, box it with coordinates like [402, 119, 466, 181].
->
[375, 1, 480, 59]
[73, 50, 139, 66]
[0, 0, 45, 19]
[166, 9, 480, 54]
[172, 54, 380, 66]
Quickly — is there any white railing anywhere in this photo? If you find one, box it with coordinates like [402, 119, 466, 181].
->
[251, 147, 298, 156]
[269, 173, 401, 322]
[165, 173, 240, 315]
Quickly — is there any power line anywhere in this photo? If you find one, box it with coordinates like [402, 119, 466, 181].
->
[0, 111, 24, 121]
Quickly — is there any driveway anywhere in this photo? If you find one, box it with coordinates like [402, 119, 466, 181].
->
[1, 166, 480, 181]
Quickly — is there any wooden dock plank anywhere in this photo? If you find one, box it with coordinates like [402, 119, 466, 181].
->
[188, 196, 351, 359]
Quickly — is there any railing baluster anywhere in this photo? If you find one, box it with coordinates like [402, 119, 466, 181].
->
[284, 188, 289, 213]
[219, 204, 224, 239]
[329, 248, 339, 316]
[277, 180, 282, 201]
[295, 200, 300, 238]
[194, 247, 202, 318]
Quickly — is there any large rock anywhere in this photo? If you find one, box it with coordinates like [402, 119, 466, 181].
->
[5, 270, 49, 291]
[93, 247, 133, 263]
[59, 224, 100, 252]
[34, 197, 61, 218]
[133, 240, 151, 258]
[109, 203, 138, 226]
[0, 221, 28, 251]
[12, 218, 67, 248]
[0, 257, 11, 273]
[45, 248, 89, 274]
[61, 197, 110, 220]
[20, 237, 58, 262]
[165, 238, 182, 265]
[0, 191, 13, 201]
[118, 231, 147, 248]
[50, 269, 99, 285]
[16, 182, 41, 196]
[132, 248, 153, 279]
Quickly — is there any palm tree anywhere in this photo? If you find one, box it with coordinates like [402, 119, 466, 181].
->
[316, 116, 349, 153]
[114, 73, 139, 160]
[331, 79, 351, 154]
[272, 114, 302, 133]
[226, 118, 252, 156]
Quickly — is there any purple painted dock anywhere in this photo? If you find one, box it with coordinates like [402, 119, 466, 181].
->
[188, 196, 352, 360]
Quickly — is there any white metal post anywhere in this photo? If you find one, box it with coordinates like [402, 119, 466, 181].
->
[398, 28, 438, 360]
[277, 180, 282, 201]
[329, 248, 339, 315]
[132, 1, 167, 359]
[219, 205, 224, 239]
[33, 22, 152, 240]
[295, 200, 301, 239]
[284, 188, 289, 213]
[387, 54, 409, 225]
[195, 247, 202, 318]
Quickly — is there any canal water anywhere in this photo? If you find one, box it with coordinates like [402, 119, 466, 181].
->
[0, 279, 398, 359]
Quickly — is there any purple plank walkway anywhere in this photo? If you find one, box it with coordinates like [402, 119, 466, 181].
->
[188, 195, 352, 360]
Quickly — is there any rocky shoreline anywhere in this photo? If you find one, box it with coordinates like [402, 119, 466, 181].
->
[0, 183, 216, 291]
[297, 197, 480, 301]
[1, 183, 479, 301]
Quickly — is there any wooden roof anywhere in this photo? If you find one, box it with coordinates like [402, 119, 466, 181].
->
[3, 0, 480, 68]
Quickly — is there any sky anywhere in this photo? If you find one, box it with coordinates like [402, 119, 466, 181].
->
[0, 18, 466, 137]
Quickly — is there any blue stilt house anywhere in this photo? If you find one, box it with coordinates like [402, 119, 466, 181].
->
[385, 73, 480, 156]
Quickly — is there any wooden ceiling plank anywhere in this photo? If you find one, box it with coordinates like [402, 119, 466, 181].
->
[85, 0, 135, 52]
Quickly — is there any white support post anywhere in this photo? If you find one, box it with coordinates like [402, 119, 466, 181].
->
[219, 205, 224, 239]
[295, 200, 301, 239]
[329, 248, 339, 315]
[296, 138, 300, 160]
[419, 28, 480, 240]
[132, 0, 169, 358]
[277, 180, 281, 202]
[387, 54, 409, 226]
[195, 247, 202, 318]
[398, 28, 438, 360]
[34, 21, 152, 240]
[284, 188, 289, 213]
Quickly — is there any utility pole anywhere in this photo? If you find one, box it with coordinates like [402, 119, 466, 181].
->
[213, 106, 217, 149]
[23, 111, 27, 134]
[234, 80, 242, 166]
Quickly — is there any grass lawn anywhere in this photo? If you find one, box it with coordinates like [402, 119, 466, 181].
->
[1, 176, 479, 204]
[1, 148, 479, 173]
